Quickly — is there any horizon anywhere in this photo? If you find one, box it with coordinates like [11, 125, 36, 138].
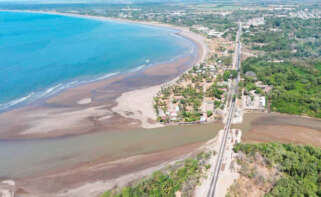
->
[0, 1, 320, 197]
[0, 0, 316, 4]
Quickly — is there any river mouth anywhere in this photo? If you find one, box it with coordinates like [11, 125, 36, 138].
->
[2, 10, 321, 197]
[0, 122, 224, 179]
[2, 112, 319, 180]
[0, 10, 210, 195]
[2, 112, 320, 195]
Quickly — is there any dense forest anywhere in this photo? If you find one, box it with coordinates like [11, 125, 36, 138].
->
[234, 143, 321, 196]
[242, 57, 321, 118]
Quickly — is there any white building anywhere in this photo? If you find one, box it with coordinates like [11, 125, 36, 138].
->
[259, 96, 266, 107]
[170, 112, 178, 121]
[200, 116, 207, 122]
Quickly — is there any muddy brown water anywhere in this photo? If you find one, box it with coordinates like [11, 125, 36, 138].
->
[1, 112, 320, 182]
[0, 122, 223, 179]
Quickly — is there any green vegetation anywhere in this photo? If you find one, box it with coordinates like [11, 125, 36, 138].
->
[35, 2, 321, 120]
[223, 70, 238, 81]
[207, 83, 224, 99]
[239, 6, 321, 119]
[221, 56, 233, 67]
[234, 143, 321, 197]
[242, 17, 321, 60]
[242, 57, 321, 118]
[214, 100, 221, 108]
[240, 76, 264, 96]
[154, 62, 226, 123]
[182, 111, 202, 122]
[154, 81, 205, 122]
[21, 2, 239, 41]
[101, 152, 212, 197]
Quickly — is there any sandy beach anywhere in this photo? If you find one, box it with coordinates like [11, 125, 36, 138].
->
[0, 112, 317, 197]
[0, 10, 210, 196]
[0, 10, 208, 139]
[17, 141, 205, 197]
[2, 8, 321, 197]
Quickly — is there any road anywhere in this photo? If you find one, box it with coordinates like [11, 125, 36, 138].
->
[206, 22, 242, 197]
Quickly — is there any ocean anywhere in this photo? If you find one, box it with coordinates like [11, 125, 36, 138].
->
[0, 11, 193, 111]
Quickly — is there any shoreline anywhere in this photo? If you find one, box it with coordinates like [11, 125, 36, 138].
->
[0, 9, 205, 113]
[16, 140, 208, 197]
[2, 9, 321, 197]
[0, 9, 209, 197]
[8, 112, 321, 197]
[0, 9, 208, 139]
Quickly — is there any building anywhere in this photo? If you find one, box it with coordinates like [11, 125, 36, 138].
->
[245, 71, 257, 79]
[208, 30, 224, 37]
[170, 112, 178, 121]
[200, 115, 207, 122]
[175, 106, 180, 112]
[259, 96, 266, 108]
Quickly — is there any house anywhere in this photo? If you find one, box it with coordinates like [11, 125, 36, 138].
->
[200, 116, 207, 122]
[170, 112, 178, 121]
[158, 109, 166, 117]
[255, 81, 273, 93]
[259, 97, 266, 107]
[245, 71, 257, 79]
[208, 30, 223, 37]
[264, 86, 273, 93]
[208, 65, 216, 72]
[246, 96, 253, 107]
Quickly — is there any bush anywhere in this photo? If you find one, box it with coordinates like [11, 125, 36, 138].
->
[241, 58, 321, 118]
[100, 157, 206, 197]
[234, 143, 321, 197]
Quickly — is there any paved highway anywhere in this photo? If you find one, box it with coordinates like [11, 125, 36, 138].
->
[206, 22, 242, 197]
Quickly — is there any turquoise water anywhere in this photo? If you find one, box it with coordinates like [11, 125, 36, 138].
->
[0, 11, 193, 110]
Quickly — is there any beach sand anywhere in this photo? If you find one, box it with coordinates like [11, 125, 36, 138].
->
[16, 142, 205, 197]
[112, 85, 162, 129]
[0, 10, 208, 139]
[7, 112, 319, 197]
[2, 10, 321, 197]
[0, 10, 212, 197]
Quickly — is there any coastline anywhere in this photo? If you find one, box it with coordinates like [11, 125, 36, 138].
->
[9, 112, 321, 197]
[0, 9, 209, 197]
[0, 10, 208, 139]
[2, 9, 321, 197]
